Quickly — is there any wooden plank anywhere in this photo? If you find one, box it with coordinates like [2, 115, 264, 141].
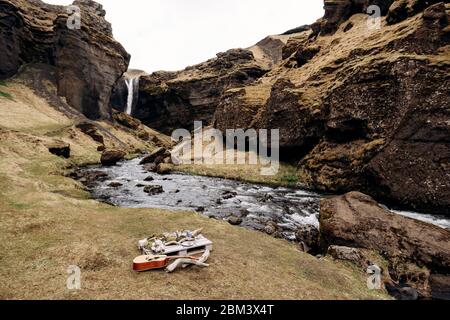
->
[163, 235, 213, 256]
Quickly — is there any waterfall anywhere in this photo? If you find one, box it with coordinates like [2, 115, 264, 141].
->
[125, 76, 139, 115]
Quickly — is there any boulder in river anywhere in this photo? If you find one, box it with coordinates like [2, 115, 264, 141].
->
[76, 170, 109, 188]
[143, 185, 164, 195]
[108, 182, 123, 188]
[228, 216, 243, 226]
[156, 163, 172, 175]
[320, 191, 450, 298]
[76, 122, 104, 144]
[139, 147, 167, 165]
[100, 150, 126, 166]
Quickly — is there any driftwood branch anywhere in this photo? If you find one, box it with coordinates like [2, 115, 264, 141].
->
[166, 259, 209, 273]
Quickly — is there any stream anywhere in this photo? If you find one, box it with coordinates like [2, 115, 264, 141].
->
[81, 157, 450, 241]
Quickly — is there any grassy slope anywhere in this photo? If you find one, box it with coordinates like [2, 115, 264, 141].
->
[0, 80, 390, 300]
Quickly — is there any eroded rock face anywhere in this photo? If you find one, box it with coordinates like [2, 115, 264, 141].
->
[320, 192, 450, 274]
[133, 49, 269, 134]
[0, 0, 130, 119]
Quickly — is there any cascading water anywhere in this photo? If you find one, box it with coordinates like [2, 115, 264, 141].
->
[125, 76, 140, 115]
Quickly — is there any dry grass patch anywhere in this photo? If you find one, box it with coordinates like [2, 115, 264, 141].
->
[0, 80, 390, 300]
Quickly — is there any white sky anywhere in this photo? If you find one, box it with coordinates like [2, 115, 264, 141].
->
[44, 0, 324, 72]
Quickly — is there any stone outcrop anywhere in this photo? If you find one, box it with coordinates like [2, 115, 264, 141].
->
[100, 149, 126, 166]
[320, 192, 450, 298]
[0, 0, 130, 119]
[320, 192, 450, 274]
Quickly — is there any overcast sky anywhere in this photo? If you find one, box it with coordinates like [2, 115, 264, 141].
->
[44, 0, 324, 72]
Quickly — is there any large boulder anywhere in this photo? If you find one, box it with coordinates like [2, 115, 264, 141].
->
[143, 185, 164, 195]
[319, 192, 450, 274]
[100, 150, 126, 166]
[311, 0, 395, 35]
[0, 0, 130, 120]
[139, 147, 167, 165]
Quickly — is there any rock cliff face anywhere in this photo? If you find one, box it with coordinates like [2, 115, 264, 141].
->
[0, 0, 130, 119]
[212, 0, 449, 214]
[130, 35, 289, 133]
[132, 48, 271, 133]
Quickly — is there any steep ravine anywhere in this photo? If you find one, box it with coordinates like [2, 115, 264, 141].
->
[121, 0, 450, 216]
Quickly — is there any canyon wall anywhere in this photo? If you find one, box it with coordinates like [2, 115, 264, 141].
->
[133, 0, 449, 214]
[0, 0, 130, 119]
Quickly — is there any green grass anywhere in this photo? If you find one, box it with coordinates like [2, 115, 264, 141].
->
[0, 91, 13, 100]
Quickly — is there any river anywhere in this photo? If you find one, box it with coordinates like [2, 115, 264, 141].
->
[81, 157, 450, 242]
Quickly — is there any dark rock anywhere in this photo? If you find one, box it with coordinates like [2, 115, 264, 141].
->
[136, 184, 146, 188]
[48, 142, 70, 158]
[385, 283, 419, 300]
[76, 122, 104, 144]
[143, 185, 164, 195]
[97, 145, 106, 152]
[155, 163, 172, 175]
[143, 163, 157, 172]
[312, 0, 394, 35]
[264, 222, 279, 235]
[327, 245, 369, 269]
[295, 46, 321, 67]
[343, 21, 353, 32]
[139, 147, 167, 165]
[100, 150, 126, 166]
[319, 192, 450, 275]
[222, 191, 238, 201]
[196, 207, 205, 212]
[295, 225, 320, 254]
[108, 182, 123, 188]
[76, 170, 108, 188]
[144, 176, 154, 182]
[228, 216, 243, 226]
[387, 0, 444, 25]
[282, 24, 312, 35]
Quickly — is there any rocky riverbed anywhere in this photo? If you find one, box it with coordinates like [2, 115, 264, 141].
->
[76, 158, 450, 244]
